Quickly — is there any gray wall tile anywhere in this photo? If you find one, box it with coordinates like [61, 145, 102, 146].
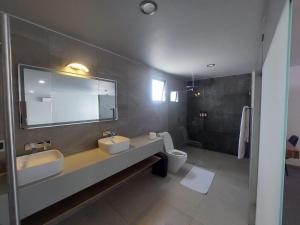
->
[0, 18, 187, 172]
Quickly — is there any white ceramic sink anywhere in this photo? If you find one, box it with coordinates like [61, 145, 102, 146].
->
[98, 136, 130, 154]
[16, 150, 64, 186]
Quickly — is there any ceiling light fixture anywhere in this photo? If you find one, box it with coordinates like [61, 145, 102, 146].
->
[140, 1, 158, 15]
[207, 64, 216, 68]
[38, 80, 46, 84]
[66, 63, 89, 73]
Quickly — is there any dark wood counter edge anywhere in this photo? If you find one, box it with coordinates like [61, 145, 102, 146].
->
[21, 155, 161, 225]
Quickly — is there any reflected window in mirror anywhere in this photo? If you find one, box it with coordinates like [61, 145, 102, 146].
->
[99, 80, 117, 120]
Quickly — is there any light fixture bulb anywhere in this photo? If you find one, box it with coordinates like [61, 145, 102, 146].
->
[66, 63, 89, 73]
[140, 1, 158, 15]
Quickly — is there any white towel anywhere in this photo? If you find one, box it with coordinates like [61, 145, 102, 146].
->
[238, 106, 250, 159]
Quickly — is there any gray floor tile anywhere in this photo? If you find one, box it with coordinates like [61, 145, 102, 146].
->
[283, 166, 300, 225]
[162, 181, 204, 218]
[182, 147, 249, 225]
[194, 194, 248, 225]
[172, 163, 194, 180]
[56, 200, 128, 225]
[55, 146, 250, 225]
[103, 170, 174, 224]
[131, 200, 193, 225]
[189, 219, 205, 225]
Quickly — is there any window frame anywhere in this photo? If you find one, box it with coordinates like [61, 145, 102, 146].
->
[151, 78, 166, 102]
[170, 91, 179, 102]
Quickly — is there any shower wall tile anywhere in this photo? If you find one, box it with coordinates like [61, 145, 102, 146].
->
[187, 74, 251, 156]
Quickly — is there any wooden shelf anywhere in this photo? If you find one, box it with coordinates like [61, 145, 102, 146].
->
[21, 155, 161, 225]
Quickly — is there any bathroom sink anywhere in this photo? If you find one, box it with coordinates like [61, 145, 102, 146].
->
[16, 150, 64, 186]
[98, 136, 130, 154]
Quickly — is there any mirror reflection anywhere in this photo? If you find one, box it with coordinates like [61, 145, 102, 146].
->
[19, 65, 117, 128]
[99, 80, 117, 120]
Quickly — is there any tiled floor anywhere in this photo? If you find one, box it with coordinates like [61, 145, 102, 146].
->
[56, 146, 249, 225]
[283, 166, 300, 225]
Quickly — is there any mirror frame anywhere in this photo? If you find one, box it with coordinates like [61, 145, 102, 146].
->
[18, 64, 118, 129]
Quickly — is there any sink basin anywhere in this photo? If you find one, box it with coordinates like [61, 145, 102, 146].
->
[16, 150, 64, 186]
[98, 136, 130, 154]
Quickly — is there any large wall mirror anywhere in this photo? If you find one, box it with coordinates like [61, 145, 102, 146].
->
[18, 64, 118, 129]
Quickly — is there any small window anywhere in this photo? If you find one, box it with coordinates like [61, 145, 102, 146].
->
[152, 79, 166, 102]
[170, 91, 179, 102]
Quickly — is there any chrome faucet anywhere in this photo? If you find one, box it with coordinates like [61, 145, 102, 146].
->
[102, 131, 117, 138]
[25, 140, 51, 153]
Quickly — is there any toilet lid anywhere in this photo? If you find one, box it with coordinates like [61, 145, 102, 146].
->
[161, 132, 175, 153]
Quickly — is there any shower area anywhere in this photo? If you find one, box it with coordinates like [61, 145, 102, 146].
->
[187, 74, 252, 155]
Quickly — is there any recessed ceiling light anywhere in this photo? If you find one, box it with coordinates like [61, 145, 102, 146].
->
[38, 80, 46, 84]
[140, 1, 158, 15]
[207, 64, 216, 68]
[29, 90, 35, 94]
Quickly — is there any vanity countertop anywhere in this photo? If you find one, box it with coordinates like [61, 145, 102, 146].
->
[62, 135, 162, 175]
[0, 134, 163, 224]
[0, 135, 162, 194]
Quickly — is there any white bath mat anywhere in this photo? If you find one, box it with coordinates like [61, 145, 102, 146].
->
[180, 166, 215, 194]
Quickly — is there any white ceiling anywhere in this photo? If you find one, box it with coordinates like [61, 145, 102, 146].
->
[0, 0, 265, 77]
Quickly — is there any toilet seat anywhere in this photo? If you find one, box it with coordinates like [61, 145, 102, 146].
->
[169, 149, 187, 157]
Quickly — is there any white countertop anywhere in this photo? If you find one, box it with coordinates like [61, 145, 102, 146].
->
[0, 135, 163, 224]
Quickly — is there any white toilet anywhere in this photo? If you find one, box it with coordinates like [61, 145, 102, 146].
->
[159, 132, 187, 173]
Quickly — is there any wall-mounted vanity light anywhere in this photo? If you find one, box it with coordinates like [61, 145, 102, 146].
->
[65, 63, 89, 73]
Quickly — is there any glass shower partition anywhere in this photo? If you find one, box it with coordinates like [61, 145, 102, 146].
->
[0, 13, 20, 225]
[256, 0, 293, 225]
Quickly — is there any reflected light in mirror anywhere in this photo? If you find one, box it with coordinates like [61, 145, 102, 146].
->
[65, 63, 89, 74]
